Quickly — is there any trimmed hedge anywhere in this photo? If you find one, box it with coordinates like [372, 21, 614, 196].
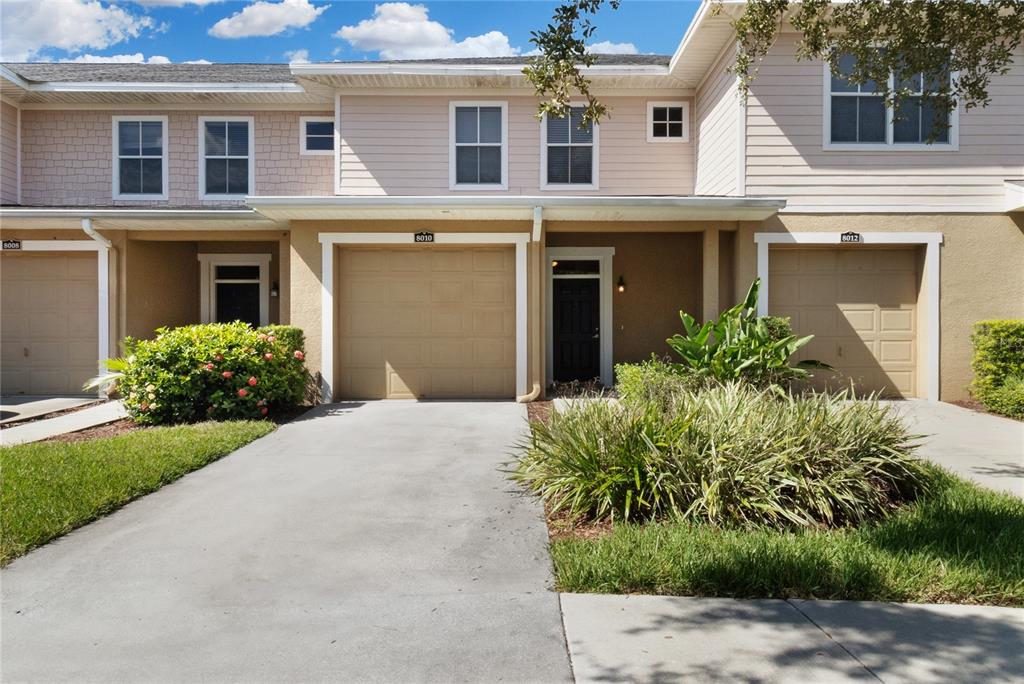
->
[120, 323, 308, 425]
[971, 320, 1024, 419]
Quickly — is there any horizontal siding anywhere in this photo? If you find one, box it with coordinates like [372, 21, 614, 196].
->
[694, 46, 738, 196]
[1, 101, 16, 204]
[18, 110, 333, 206]
[745, 34, 1024, 211]
[338, 95, 694, 196]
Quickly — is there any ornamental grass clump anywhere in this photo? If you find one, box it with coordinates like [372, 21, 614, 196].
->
[514, 383, 929, 528]
[98, 322, 309, 425]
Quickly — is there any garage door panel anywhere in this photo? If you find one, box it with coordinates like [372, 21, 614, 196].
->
[770, 246, 919, 398]
[338, 245, 515, 399]
[1, 253, 99, 395]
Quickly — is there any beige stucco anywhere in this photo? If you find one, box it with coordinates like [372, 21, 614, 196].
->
[734, 213, 1024, 400]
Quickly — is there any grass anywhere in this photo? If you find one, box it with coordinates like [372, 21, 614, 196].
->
[0, 420, 275, 565]
[550, 467, 1024, 606]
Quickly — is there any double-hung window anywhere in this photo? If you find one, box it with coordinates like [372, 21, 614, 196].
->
[113, 116, 167, 200]
[199, 116, 254, 199]
[300, 116, 334, 155]
[826, 52, 956, 149]
[449, 102, 507, 190]
[542, 105, 598, 189]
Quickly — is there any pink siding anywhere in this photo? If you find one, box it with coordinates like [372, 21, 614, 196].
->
[19, 110, 333, 206]
[695, 46, 739, 196]
[744, 35, 1024, 211]
[1, 101, 17, 204]
[338, 95, 694, 196]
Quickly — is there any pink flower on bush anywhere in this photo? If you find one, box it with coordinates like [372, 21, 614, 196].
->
[222, 371, 233, 379]
[260, 407, 269, 416]
[267, 335, 276, 343]
[248, 376, 258, 386]
[294, 350, 304, 361]
[257, 333, 268, 341]
[264, 353, 273, 361]
[140, 402, 149, 411]
[215, 354, 224, 361]
[238, 388, 248, 398]
[207, 405, 215, 413]
[205, 363, 215, 371]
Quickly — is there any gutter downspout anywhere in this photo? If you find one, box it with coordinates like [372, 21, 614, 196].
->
[516, 207, 544, 403]
[82, 218, 113, 398]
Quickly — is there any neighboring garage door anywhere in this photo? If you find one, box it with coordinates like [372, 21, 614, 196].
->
[1, 252, 98, 395]
[769, 246, 920, 397]
[337, 245, 516, 399]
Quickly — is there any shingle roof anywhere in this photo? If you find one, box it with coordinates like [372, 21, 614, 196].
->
[2, 54, 670, 84]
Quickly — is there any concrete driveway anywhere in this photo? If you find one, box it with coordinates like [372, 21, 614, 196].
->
[890, 400, 1024, 497]
[1, 402, 572, 683]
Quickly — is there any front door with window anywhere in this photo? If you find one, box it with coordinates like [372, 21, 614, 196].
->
[198, 254, 270, 328]
[552, 277, 600, 382]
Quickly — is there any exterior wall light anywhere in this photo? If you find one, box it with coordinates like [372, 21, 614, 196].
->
[617, 275, 626, 293]
[270, 281, 280, 297]
[551, 259, 559, 268]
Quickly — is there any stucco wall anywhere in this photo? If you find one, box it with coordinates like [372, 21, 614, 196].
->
[1, 101, 17, 204]
[733, 213, 1024, 400]
[545, 230, 703, 365]
[19, 110, 333, 207]
[338, 95, 695, 196]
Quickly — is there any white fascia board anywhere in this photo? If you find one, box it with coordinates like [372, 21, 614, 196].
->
[0, 65, 31, 90]
[247, 194, 786, 210]
[1005, 180, 1024, 213]
[0, 207, 266, 220]
[669, 0, 715, 74]
[290, 63, 669, 78]
[30, 82, 304, 94]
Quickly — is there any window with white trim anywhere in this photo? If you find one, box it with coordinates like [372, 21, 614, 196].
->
[113, 116, 167, 199]
[827, 52, 954, 148]
[449, 102, 507, 189]
[300, 116, 333, 155]
[647, 101, 689, 142]
[199, 117, 254, 198]
[542, 106, 598, 188]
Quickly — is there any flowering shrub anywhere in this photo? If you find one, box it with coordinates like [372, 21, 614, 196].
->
[118, 323, 308, 425]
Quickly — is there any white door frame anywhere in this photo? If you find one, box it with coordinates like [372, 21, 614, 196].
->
[753, 231, 943, 401]
[317, 232, 531, 402]
[3, 240, 108, 393]
[197, 253, 272, 327]
[545, 246, 615, 387]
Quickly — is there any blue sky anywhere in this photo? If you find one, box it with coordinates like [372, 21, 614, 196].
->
[0, 0, 701, 64]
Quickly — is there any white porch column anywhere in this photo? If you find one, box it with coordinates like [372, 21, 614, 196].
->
[320, 241, 334, 402]
[515, 239, 528, 397]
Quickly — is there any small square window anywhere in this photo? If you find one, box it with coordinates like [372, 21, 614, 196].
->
[647, 102, 688, 142]
[301, 118, 334, 155]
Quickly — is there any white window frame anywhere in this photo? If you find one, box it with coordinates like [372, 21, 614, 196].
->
[300, 115, 334, 156]
[822, 61, 959, 151]
[198, 115, 255, 200]
[540, 102, 599, 191]
[448, 101, 509, 191]
[646, 101, 690, 143]
[197, 253, 271, 327]
[545, 247, 615, 388]
[112, 115, 169, 201]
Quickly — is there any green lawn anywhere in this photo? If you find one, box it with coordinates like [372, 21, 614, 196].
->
[551, 468, 1024, 606]
[1, 421, 275, 565]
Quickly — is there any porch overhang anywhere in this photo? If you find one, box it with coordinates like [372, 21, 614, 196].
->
[1006, 180, 1024, 213]
[245, 195, 787, 222]
[0, 207, 286, 231]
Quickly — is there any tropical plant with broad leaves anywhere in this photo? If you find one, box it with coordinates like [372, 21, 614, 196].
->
[666, 278, 829, 386]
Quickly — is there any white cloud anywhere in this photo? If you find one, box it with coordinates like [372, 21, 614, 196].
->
[0, 0, 154, 61]
[284, 48, 310, 64]
[128, 0, 222, 6]
[60, 52, 171, 63]
[183, 59, 213, 64]
[336, 3, 519, 60]
[208, 0, 328, 39]
[587, 41, 638, 55]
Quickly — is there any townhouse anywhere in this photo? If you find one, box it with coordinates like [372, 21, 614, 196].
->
[1, 3, 1022, 403]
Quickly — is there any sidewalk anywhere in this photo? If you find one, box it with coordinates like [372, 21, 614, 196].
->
[561, 593, 1024, 683]
[0, 401, 127, 446]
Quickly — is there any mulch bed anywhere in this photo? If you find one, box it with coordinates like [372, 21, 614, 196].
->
[948, 399, 1022, 422]
[41, 419, 144, 444]
[526, 400, 553, 424]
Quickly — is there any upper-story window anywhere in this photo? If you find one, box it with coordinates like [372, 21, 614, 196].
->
[300, 116, 334, 155]
[647, 101, 689, 142]
[449, 102, 507, 190]
[542, 105, 598, 190]
[826, 52, 956, 150]
[199, 116, 254, 199]
[113, 115, 168, 200]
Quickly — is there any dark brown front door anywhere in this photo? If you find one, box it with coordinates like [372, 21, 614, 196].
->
[552, 278, 600, 382]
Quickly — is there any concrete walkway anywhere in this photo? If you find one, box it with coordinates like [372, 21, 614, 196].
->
[1, 401, 571, 683]
[0, 400, 127, 446]
[891, 400, 1024, 497]
[561, 594, 1024, 683]
[0, 396, 95, 424]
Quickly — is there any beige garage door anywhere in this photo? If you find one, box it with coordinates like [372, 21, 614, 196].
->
[1, 252, 98, 395]
[769, 246, 920, 397]
[337, 245, 516, 399]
